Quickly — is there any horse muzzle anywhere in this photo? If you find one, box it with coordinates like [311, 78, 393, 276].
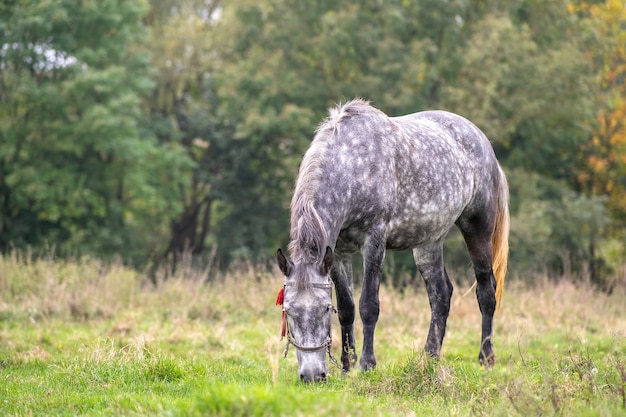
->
[298, 359, 328, 383]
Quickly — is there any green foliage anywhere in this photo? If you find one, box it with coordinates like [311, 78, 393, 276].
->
[437, 3, 594, 182]
[0, 0, 624, 281]
[506, 168, 615, 287]
[0, 0, 190, 261]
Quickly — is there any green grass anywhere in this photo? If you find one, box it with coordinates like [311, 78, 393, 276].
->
[1, 254, 625, 416]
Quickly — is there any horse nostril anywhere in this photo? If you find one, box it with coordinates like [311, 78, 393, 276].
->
[300, 372, 326, 383]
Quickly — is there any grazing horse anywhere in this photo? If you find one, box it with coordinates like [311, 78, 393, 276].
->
[276, 99, 509, 383]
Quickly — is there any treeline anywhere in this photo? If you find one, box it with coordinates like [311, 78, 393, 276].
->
[1, 0, 624, 287]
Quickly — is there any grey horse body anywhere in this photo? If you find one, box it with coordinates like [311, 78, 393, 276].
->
[278, 99, 509, 382]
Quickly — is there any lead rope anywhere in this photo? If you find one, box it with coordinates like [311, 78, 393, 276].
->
[326, 304, 340, 369]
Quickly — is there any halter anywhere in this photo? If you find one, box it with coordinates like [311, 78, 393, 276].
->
[276, 281, 340, 369]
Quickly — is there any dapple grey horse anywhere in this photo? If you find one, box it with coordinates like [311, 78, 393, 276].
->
[277, 99, 509, 382]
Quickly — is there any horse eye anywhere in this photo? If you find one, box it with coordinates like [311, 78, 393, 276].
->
[285, 306, 302, 319]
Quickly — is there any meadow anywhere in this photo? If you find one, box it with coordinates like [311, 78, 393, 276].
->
[0, 253, 625, 416]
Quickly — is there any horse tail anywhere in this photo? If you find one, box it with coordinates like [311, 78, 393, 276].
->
[492, 165, 510, 311]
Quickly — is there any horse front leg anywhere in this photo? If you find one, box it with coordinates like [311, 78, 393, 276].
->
[359, 238, 385, 371]
[331, 257, 357, 372]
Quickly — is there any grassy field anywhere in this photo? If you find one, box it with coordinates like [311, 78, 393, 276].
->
[0, 253, 625, 416]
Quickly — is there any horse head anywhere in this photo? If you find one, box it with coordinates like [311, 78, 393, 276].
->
[276, 247, 335, 382]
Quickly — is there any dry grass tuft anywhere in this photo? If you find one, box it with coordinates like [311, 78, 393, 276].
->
[0, 253, 141, 320]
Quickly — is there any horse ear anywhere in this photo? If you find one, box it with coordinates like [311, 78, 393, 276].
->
[276, 249, 292, 277]
[321, 246, 333, 275]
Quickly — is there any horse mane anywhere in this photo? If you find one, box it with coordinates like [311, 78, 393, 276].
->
[288, 196, 327, 263]
[318, 98, 371, 136]
[288, 99, 371, 266]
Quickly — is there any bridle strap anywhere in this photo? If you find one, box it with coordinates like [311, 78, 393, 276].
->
[279, 281, 333, 340]
[283, 320, 340, 369]
[286, 333, 332, 353]
[282, 303, 336, 354]
[283, 281, 333, 289]
[280, 280, 340, 368]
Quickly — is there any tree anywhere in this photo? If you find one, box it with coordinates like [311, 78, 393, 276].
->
[575, 0, 626, 226]
[438, 3, 594, 184]
[142, 0, 295, 267]
[142, 0, 224, 268]
[0, 0, 189, 260]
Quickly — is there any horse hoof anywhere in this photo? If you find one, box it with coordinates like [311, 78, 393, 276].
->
[479, 353, 496, 368]
[341, 352, 357, 373]
[424, 346, 441, 359]
[359, 357, 377, 371]
[360, 364, 376, 371]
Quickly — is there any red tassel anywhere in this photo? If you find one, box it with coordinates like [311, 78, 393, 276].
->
[275, 287, 284, 306]
[276, 287, 286, 339]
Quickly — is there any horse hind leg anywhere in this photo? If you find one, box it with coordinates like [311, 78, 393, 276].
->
[457, 213, 497, 367]
[413, 243, 453, 358]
